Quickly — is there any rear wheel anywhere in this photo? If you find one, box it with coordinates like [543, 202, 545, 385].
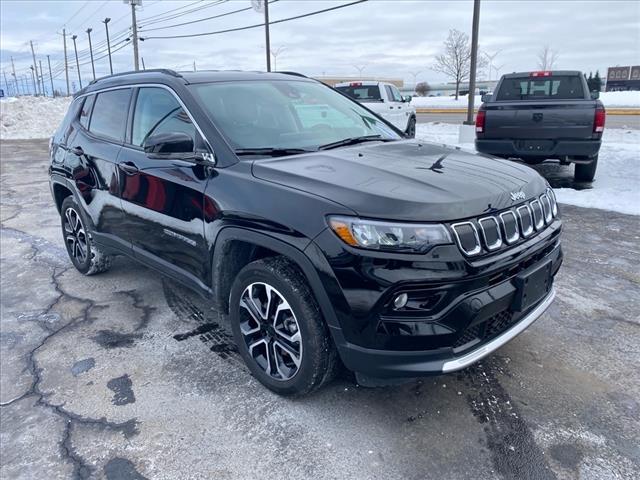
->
[60, 196, 112, 275]
[574, 155, 598, 182]
[229, 257, 338, 396]
[405, 116, 416, 138]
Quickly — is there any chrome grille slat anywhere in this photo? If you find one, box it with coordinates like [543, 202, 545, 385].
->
[516, 204, 534, 237]
[478, 217, 502, 251]
[540, 194, 553, 224]
[451, 221, 482, 256]
[451, 192, 559, 257]
[530, 200, 544, 230]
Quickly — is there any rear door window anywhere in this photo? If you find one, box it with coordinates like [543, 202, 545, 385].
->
[79, 95, 95, 129]
[496, 75, 585, 101]
[89, 88, 131, 141]
[131, 87, 196, 148]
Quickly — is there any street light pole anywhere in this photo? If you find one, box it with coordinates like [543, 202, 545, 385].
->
[71, 35, 82, 89]
[465, 0, 481, 125]
[62, 29, 70, 95]
[87, 28, 96, 80]
[103, 18, 113, 75]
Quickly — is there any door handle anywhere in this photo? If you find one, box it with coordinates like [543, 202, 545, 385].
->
[389, 106, 394, 109]
[70, 146, 84, 156]
[118, 161, 139, 175]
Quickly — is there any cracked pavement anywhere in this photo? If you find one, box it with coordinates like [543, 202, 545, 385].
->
[1, 139, 639, 479]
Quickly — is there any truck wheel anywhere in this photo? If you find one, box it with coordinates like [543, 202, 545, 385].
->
[60, 196, 112, 275]
[574, 155, 598, 182]
[405, 116, 416, 138]
[229, 256, 338, 396]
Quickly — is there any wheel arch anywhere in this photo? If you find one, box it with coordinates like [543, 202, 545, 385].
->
[211, 228, 341, 331]
[51, 175, 76, 213]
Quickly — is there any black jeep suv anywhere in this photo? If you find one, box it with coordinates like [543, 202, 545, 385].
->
[49, 70, 562, 395]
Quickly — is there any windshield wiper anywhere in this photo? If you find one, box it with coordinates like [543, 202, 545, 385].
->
[317, 135, 395, 151]
[235, 147, 314, 157]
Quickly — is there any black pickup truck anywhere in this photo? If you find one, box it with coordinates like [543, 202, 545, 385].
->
[476, 71, 605, 181]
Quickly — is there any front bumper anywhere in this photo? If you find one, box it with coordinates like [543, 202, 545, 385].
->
[308, 218, 562, 379]
[475, 138, 601, 159]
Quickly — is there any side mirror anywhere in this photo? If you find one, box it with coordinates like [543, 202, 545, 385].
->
[144, 132, 194, 157]
[481, 93, 492, 103]
[590, 90, 600, 100]
[402, 95, 412, 103]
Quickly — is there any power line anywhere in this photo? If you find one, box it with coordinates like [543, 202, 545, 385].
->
[143, 0, 368, 40]
[139, 1, 278, 32]
[138, 1, 228, 28]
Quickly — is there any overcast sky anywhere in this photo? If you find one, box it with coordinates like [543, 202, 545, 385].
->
[1, 0, 639, 94]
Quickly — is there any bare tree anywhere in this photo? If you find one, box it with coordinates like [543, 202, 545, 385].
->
[431, 29, 486, 100]
[415, 81, 431, 97]
[536, 45, 559, 70]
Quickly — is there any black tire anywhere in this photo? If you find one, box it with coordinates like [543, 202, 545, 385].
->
[60, 196, 112, 275]
[574, 155, 598, 182]
[229, 256, 338, 396]
[405, 116, 416, 138]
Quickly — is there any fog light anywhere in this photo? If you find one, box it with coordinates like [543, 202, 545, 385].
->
[393, 293, 408, 309]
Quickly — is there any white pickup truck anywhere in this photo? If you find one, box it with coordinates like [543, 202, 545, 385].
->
[335, 81, 417, 137]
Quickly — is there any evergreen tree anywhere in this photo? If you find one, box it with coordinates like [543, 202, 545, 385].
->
[593, 71, 602, 91]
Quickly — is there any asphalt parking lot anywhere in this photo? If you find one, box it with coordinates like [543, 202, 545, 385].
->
[1, 139, 639, 480]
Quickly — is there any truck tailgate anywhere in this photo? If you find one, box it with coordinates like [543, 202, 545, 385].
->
[484, 100, 596, 139]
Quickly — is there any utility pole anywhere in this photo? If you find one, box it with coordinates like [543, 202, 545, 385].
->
[465, 0, 481, 125]
[39, 59, 46, 96]
[103, 18, 113, 75]
[71, 35, 82, 89]
[29, 40, 41, 95]
[86, 28, 96, 80]
[47, 55, 55, 97]
[11, 56, 20, 96]
[264, 0, 271, 72]
[29, 66, 37, 96]
[62, 29, 70, 95]
[193, 61, 196, 72]
[128, 0, 142, 71]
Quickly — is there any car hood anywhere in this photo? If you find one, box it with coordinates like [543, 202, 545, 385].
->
[251, 140, 548, 222]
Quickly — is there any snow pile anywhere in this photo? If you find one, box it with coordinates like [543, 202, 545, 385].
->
[410, 91, 640, 109]
[1, 96, 72, 140]
[600, 91, 640, 108]
[416, 123, 640, 216]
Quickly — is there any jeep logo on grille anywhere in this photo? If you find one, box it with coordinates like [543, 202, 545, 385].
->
[510, 190, 526, 201]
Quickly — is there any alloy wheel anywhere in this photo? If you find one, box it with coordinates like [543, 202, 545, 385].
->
[63, 207, 88, 264]
[239, 282, 302, 381]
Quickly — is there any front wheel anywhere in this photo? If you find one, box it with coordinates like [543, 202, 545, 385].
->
[229, 257, 338, 396]
[405, 116, 416, 138]
[574, 155, 598, 182]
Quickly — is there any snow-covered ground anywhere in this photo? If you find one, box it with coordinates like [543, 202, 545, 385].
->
[1, 96, 638, 216]
[410, 90, 640, 109]
[1, 96, 71, 139]
[415, 123, 640, 216]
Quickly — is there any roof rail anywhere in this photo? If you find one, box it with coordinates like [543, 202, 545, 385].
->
[89, 68, 182, 85]
[277, 71, 308, 78]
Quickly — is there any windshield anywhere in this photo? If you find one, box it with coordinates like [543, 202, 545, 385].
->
[496, 75, 585, 101]
[188, 80, 400, 154]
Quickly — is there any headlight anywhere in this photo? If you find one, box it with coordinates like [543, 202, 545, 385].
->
[328, 216, 452, 253]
